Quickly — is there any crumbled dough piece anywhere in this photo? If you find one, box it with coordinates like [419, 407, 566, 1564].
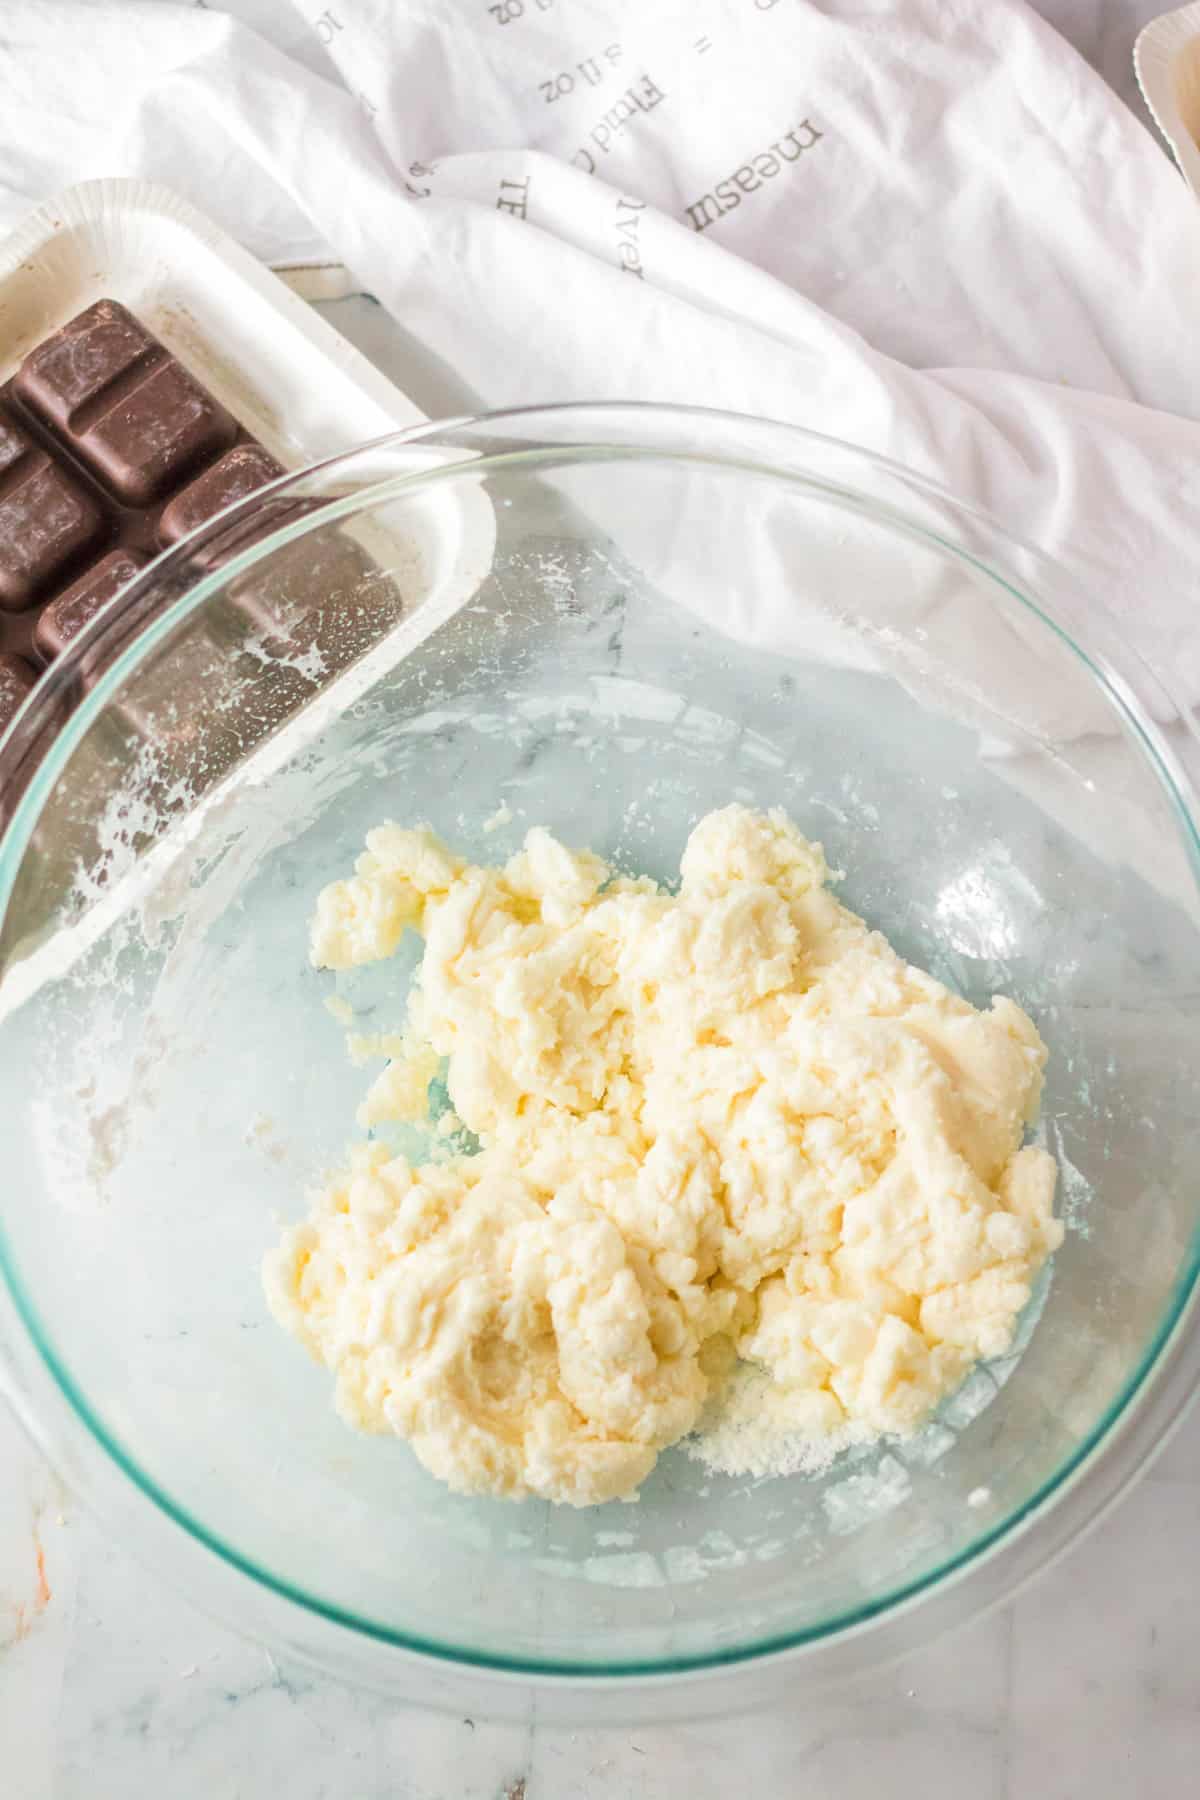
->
[265, 806, 1062, 1506]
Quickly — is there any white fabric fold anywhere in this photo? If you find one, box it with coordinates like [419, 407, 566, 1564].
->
[1, 0, 1197, 721]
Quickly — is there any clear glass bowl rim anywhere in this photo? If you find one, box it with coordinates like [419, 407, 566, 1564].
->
[0, 400, 1198, 1686]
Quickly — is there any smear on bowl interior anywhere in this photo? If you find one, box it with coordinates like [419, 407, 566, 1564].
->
[264, 805, 1062, 1506]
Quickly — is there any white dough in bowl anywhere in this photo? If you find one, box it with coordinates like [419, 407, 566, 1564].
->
[264, 806, 1062, 1506]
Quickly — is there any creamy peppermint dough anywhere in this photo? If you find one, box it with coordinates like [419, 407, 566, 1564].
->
[264, 807, 1062, 1506]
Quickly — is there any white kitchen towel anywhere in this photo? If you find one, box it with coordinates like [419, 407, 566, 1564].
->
[2, 0, 1200, 718]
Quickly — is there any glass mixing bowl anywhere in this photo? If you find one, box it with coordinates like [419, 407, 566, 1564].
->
[0, 404, 1198, 1715]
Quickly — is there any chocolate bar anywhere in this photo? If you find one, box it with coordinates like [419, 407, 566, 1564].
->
[0, 296, 417, 976]
[15, 301, 240, 506]
[0, 296, 411, 971]
[0, 300, 286, 686]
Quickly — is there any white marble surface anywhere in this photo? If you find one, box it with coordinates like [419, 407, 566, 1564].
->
[6, 2, 1200, 1794]
[3, 1397, 1198, 1798]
